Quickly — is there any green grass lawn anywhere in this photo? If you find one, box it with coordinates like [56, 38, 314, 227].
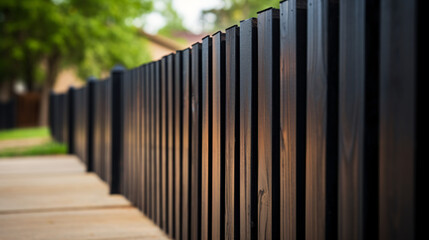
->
[0, 141, 67, 157]
[0, 127, 50, 140]
[0, 127, 67, 157]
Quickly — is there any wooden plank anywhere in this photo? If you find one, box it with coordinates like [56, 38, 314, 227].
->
[138, 65, 144, 211]
[110, 65, 125, 194]
[0, 208, 169, 240]
[167, 53, 175, 237]
[155, 60, 162, 225]
[0, 173, 130, 213]
[144, 63, 151, 216]
[257, 8, 280, 239]
[191, 42, 202, 240]
[212, 31, 225, 240]
[379, 0, 416, 239]
[181, 48, 192, 240]
[306, 0, 339, 239]
[239, 18, 258, 240]
[161, 57, 168, 230]
[201, 35, 212, 240]
[150, 62, 156, 220]
[0, 156, 84, 175]
[279, 1, 307, 239]
[174, 51, 183, 240]
[338, 0, 379, 239]
[225, 25, 239, 240]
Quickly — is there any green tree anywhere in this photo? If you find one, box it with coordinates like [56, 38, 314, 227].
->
[202, 0, 280, 31]
[0, 0, 153, 125]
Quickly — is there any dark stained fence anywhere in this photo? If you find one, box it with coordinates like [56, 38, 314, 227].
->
[0, 99, 16, 130]
[49, 1, 419, 239]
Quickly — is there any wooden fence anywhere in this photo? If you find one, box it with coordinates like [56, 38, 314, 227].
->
[49, 0, 420, 239]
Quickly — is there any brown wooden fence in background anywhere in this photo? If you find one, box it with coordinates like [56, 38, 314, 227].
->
[49, 0, 420, 239]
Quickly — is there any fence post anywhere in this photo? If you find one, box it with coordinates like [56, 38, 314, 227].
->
[111, 65, 125, 194]
[87, 77, 97, 172]
[67, 87, 76, 154]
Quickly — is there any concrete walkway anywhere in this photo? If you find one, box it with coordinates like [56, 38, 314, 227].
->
[0, 155, 169, 240]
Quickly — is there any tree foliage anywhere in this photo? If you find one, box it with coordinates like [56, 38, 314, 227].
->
[202, 0, 280, 32]
[0, 0, 153, 87]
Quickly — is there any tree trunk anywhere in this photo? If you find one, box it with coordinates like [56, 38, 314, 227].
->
[39, 53, 60, 126]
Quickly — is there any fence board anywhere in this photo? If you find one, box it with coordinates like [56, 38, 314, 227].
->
[111, 66, 125, 194]
[338, 0, 379, 239]
[212, 31, 225, 240]
[181, 49, 192, 240]
[174, 51, 183, 240]
[306, 0, 339, 239]
[239, 18, 258, 240]
[257, 8, 280, 239]
[279, 1, 307, 239]
[155, 61, 162, 225]
[201, 36, 212, 240]
[161, 57, 168, 230]
[379, 0, 416, 239]
[139, 64, 148, 214]
[191, 42, 202, 240]
[167, 54, 175, 237]
[150, 62, 157, 220]
[225, 25, 239, 240]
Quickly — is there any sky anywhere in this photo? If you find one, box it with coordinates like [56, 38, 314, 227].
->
[143, 0, 223, 34]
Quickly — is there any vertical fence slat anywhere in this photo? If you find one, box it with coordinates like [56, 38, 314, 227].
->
[212, 31, 225, 240]
[155, 61, 162, 225]
[239, 17, 258, 240]
[144, 64, 151, 216]
[201, 36, 212, 240]
[147, 63, 154, 219]
[379, 0, 416, 239]
[257, 8, 280, 239]
[182, 49, 192, 240]
[338, 0, 380, 239]
[306, 0, 339, 239]
[174, 50, 183, 240]
[67, 87, 75, 154]
[225, 25, 239, 240]
[191, 42, 202, 240]
[167, 54, 175, 237]
[161, 57, 168, 230]
[279, 1, 307, 239]
[111, 66, 125, 194]
[150, 62, 156, 219]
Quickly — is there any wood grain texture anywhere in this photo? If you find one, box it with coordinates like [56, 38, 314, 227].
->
[161, 57, 168, 230]
[379, 0, 416, 239]
[338, 0, 379, 239]
[201, 36, 213, 240]
[239, 18, 258, 240]
[191, 43, 202, 240]
[225, 25, 239, 240]
[257, 8, 280, 240]
[279, 1, 307, 239]
[280, 0, 307, 239]
[167, 54, 175, 237]
[174, 51, 183, 240]
[306, 0, 339, 239]
[0, 156, 169, 240]
[212, 31, 225, 240]
[181, 49, 192, 240]
[0, 208, 170, 240]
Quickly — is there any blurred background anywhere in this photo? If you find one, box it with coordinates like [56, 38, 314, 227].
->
[0, 0, 279, 129]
